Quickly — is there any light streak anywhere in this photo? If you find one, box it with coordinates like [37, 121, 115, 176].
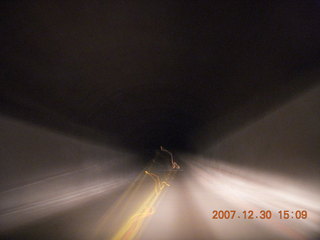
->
[183, 156, 320, 240]
[109, 148, 179, 240]
[160, 146, 180, 169]
[0, 166, 132, 231]
[110, 171, 173, 240]
[144, 171, 170, 194]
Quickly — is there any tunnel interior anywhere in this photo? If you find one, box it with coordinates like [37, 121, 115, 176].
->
[1, 1, 320, 239]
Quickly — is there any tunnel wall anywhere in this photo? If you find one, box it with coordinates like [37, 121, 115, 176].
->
[203, 83, 320, 182]
[0, 115, 137, 191]
[0, 115, 139, 230]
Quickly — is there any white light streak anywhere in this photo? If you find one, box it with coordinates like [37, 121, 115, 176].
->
[0, 165, 136, 231]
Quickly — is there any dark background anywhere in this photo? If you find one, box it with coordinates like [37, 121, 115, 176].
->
[2, 0, 319, 161]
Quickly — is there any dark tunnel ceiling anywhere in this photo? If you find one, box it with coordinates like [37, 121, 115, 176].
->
[1, 1, 320, 155]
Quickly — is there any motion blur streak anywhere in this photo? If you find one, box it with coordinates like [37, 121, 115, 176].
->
[110, 168, 176, 240]
[145, 170, 170, 194]
[0, 115, 139, 232]
[160, 146, 181, 169]
[183, 156, 320, 240]
[0, 164, 135, 231]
